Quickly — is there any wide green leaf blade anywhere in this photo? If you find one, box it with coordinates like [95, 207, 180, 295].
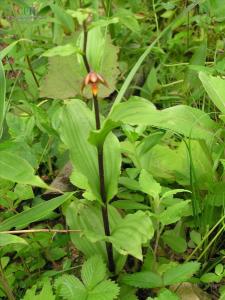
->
[60, 99, 121, 202]
[199, 71, 225, 114]
[0, 233, 27, 247]
[0, 193, 73, 231]
[0, 151, 47, 188]
[163, 262, 200, 285]
[121, 271, 163, 288]
[66, 199, 126, 273]
[90, 97, 217, 147]
[0, 61, 5, 138]
[108, 211, 154, 260]
[139, 169, 161, 199]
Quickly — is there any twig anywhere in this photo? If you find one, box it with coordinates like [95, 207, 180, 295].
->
[0, 229, 81, 234]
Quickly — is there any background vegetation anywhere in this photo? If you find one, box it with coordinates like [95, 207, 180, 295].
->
[0, 0, 225, 299]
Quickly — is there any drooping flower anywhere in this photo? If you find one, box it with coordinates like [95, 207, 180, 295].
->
[82, 71, 108, 96]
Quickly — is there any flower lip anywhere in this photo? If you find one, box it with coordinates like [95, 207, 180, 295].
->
[82, 71, 108, 95]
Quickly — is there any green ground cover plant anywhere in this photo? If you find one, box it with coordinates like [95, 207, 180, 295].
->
[1, 0, 225, 299]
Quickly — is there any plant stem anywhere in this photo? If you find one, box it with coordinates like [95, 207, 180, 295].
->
[81, 19, 115, 273]
[0, 262, 15, 300]
[26, 55, 39, 87]
[93, 94, 115, 273]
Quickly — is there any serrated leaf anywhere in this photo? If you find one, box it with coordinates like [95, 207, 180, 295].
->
[40, 28, 119, 99]
[55, 275, 87, 300]
[108, 211, 154, 260]
[87, 280, 120, 300]
[22, 280, 55, 300]
[81, 256, 106, 289]
[121, 271, 163, 288]
[154, 289, 180, 300]
[163, 262, 200, 285]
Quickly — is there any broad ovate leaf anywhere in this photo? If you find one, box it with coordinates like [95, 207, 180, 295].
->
[59, 99, 121, 202]
[66, 199, 126, 273]
[108, 211, 154, 260]
[90, 97, 217, 147]
[40, 28, 119, 99]
[163, 262, 200, 285]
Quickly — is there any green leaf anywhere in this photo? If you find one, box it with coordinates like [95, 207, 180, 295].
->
[90, 97, 217, 147]
[0, 233, 27, 247]
[108, 211, 154, 260]
[59, 99, 121, 202]
[121, 271, 163, 288]
[51, 4, 74, 33]
[0, 193, 73, 231]
[112, 200, 150, 210]
[88, 279, 120, 300]
[66, 199, 125, 273]
[139, 169, 161, 199]
[199, 72, 225, 114]
[81, 256, 106, 289]
[158, 200, 191, 226]
[200, 273, 221, 283]
[55, 256, 119, 300]
[55, 275, 87, 300]
[163, 262, 200, 285]
[150, 289, 180, 300]
[0, 39, 31, 60]
[22, 280, 55, 300]
[42, 44, 82, 57]
[110, 0, 202, 110]
[0, 61, 6, 138]
[0, 151, 47, 188]
[116, 9, 140, 33]
[89, 17, 119, 30]
[40, 28, 119, 99]
[162, 231, 187, 253]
